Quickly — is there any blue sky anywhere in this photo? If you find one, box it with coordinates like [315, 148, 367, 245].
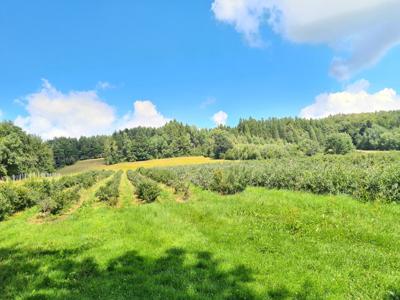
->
[1, 0, 400, 138]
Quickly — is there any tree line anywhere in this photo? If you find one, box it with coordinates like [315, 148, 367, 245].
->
[1, 110, 400, 174]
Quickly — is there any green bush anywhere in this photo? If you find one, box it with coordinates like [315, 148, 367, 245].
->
[95, 171, 121, 205]
[127, 170, 161, 203]
[0, 192, 12, 220]
[39, 187, 80, 215]
[325, 133, 355, 155]
[209, 168, 247, 195]
[138, 168, 190, 199]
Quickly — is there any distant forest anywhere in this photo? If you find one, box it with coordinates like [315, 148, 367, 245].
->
[1, 110, 400, 176]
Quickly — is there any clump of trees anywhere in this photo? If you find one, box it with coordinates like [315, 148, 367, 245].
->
[103, 111, 400, 165]
[325, 133, 355, 155]
[4, 110, 400, 171]
[48, 136, 107, 168]
[0, 122, 54, 177]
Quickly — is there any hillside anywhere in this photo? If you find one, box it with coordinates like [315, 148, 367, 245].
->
[1, 170, 399, 299]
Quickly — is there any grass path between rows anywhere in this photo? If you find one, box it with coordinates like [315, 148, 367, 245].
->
[1, 183, 400, 299]
[118, 171, 135, 208]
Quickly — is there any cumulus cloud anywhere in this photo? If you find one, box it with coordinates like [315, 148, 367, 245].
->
[299, 79, 400, 119]
[212, 110, 228, 126]
[119, 101, 171, 129]
[212, 0, 400, 79]
[14, 80, 171, 139]
[15, 80, 116, 139]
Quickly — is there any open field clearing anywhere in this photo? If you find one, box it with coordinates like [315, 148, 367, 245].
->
[59, 156, 221, 175]
[58, 159, 107, 175]
[1, 167, 400, 299]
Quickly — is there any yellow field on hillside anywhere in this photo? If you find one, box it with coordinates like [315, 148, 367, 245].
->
[105, 156, 221, 171]
[59, 156, 221, 175]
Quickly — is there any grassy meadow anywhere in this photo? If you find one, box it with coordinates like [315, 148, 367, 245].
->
[1, 160, 400, 299]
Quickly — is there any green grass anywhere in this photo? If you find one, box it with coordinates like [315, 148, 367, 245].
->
[1, 173, 400, 299]
[58, 159, 106, 175]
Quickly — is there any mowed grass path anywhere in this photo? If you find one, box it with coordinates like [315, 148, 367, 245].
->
[59, 156, 221, 175]
[1, 170, 400, 299]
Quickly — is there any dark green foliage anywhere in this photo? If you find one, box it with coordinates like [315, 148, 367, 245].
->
[105, 121, 212, 165]
[102, 111, 400, 165]
[48, 136, 107, 168]
[127, 170, 161, 203]
[95, 171, 122, 205]
[211, 130, 234, 159]
[325, 133, 355, 154]
[0, 122, 54, 176]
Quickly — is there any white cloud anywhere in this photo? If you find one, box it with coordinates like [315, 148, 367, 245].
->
[119, 100, 170, 129]
[96, 81, 115, 90]
[15, 80, 116, 139]
[0, 109, 3, 119]
[14, 80, 171, 139]
[212, 0, 400, 79]
[300, 79, 400, 119]
[212, 110, 228, 126]
[200, 97, 217, 109]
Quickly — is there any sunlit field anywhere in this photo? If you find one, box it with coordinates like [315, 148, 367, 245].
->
[1, 175, 399, 299]
[1, 155, 400, 299]
[59, 157, 221, 175]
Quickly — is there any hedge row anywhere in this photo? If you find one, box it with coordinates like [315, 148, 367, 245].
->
[137, 168, 190, 200]
[0, 170, 114, 220]
[95, 171, 122, 205]
[39, 170, 114, 215]
[149, 153, 400, 202]
[127, 170, 161, 203]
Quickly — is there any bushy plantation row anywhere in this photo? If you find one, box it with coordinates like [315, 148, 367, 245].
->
[149, 153, 400, 202]
[40, 170, 114, 214]
[127, 170, 161, 203]
[95, 171, 123, 205]
[0, 170, 113, 220]
[137, 168, 190, 200]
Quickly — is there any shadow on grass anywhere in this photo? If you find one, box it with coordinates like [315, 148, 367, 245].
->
[0, 247, 256, 299]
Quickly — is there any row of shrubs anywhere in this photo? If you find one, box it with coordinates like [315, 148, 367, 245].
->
[95, 171, 122, 206]
[127, 170, 161, 203]
[137, 168, 190, 200]
[40, 170, 114, 214]
[149, 152, 400, 202]
[0, 170, 114, 220]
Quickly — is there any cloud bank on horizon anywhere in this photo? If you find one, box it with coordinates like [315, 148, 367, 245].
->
[14, 80, 172, 139]
[212, 0, 400, 80]
[12, 80, 226, 139]
[300, 79, 400, 119]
